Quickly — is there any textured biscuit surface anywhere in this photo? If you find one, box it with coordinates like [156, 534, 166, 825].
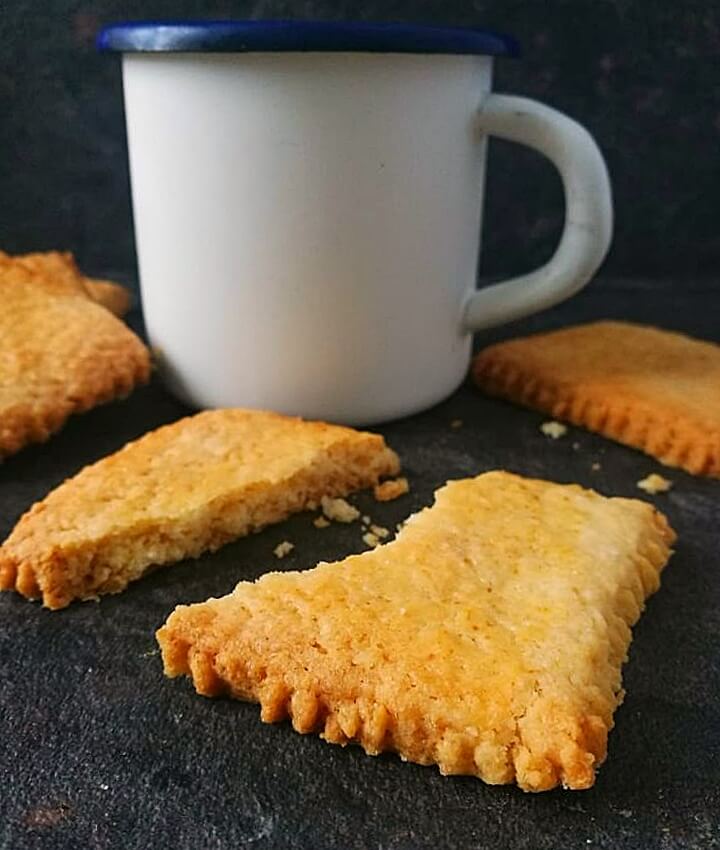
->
[1, 250, 131, 314]
[85, 278, 131, 317]
[473, 321, 720, 476]
[0, 409, 400, 609]
[158, 471, 674, 792]
[0, 251, 149, 458]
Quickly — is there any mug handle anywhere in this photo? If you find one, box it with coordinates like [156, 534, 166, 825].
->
[463, 94, 613, 331]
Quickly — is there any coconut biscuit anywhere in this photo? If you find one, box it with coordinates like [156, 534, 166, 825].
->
[85, 278, 132, 317]
[0, 409, 400, 609]
[473, 321, 720, 476]
[157, 470, 674, 792]
[1, 250, 131, 315]
[0, 251, 149, 458]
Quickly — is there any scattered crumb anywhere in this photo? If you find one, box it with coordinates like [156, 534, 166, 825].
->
[313, 516, 330, 529]
[637, 473, 672, 494]
[450, 419, 463, 429]
[306, 500, 318, 511]
[273, 541, 294, 558]
[321, 495, 360, 523]
[362, 531, 380, 548]
[374, 477, 409, 502]
[591, 462, 601, 471]
[99, 783, 109, 791]
[541, 421, 568, 439]
[361, 514, 371, 526]
[22, 804, 71, 829]
[370, 524, 390, 539]
[572, 441, 580, 450]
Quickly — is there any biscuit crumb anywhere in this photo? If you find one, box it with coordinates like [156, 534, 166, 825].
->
[370, 524, 390, 539]
[140, 648, 160, 659]
[572, 441, 580, 450]
[374, 477, 409, 502]
[450, 419, 463, 429]
[321, 495, 360, 523]
[591, 462, 601, 471]
[361, 515, 371, 526]
[541, 421, 568, 439]
[313, 516, 330, 529]
[273, 541, 294, 559]
[362, 531, 380, 548]
[637, 473, 672, 494]
[306, 500, 318, 511]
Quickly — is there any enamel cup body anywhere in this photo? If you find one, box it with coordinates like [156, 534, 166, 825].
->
[122, 49, 611, 423]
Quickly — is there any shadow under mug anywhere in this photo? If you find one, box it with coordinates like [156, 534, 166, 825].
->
[100, 20, 612, 425]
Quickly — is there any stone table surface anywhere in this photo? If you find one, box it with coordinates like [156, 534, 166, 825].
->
[1, 277, 718, 850]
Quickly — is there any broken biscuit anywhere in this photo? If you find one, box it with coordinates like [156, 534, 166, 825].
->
[158, 470, 674, 792]
[0, 409, 399, 609]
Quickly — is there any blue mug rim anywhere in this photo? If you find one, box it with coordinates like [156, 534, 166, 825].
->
[97, 19, 520, 57]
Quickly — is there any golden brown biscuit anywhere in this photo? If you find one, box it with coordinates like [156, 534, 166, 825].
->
[84, 278, 132, 317]
[0, 252, 150, 459]
[0, 249, 132, 316]
[473, 321, 720, 476]
[158, 470, 674, 792]
[0, 409, 400, 609]
[0, 249, 87, 295]
[373, 477, 409, 502]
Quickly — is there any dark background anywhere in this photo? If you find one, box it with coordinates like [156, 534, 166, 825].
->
[2, 6, 720, 849]
[1, 0, 719, 285]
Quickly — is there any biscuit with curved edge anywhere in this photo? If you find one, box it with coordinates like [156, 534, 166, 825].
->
[0, 249, 87, 295]
[0, 409, 400, 609]
[157, 470, 674, 792]
[0, 251, 149, 458]
[0, 249, 132, 316]
[84, 278, 132, 317]
[473, 320, 720, 476]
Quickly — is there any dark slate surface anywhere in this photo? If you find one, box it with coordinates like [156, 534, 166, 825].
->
[1, 278, 719, 849]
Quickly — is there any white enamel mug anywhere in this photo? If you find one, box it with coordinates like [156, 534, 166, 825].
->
[100, 21, 612, 424]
